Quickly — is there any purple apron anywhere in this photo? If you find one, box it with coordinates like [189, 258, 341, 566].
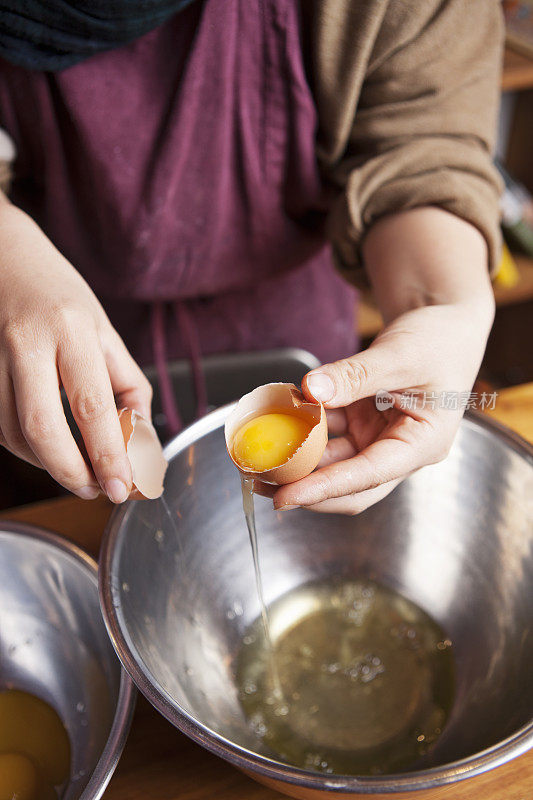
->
[0, 0, 357, 426]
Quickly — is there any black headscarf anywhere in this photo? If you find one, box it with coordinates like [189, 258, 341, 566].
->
[0, 0, 197, 71]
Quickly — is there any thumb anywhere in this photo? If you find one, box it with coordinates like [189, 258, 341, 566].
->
[302, 342, 413, 409]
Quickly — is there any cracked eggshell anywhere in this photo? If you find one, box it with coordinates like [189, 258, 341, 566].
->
[118, 408, 168, 499]
[225, 383, 328, 485]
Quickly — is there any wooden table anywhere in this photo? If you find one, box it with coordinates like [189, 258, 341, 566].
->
[2, 384, 533, 800]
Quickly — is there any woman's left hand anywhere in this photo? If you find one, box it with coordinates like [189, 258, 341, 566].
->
[264, 208, 497, 515]
[267, 301, 488, 514]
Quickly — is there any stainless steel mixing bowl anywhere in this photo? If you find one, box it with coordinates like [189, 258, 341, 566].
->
[0, 523, 136, 800]
[100, 408, 533, 799]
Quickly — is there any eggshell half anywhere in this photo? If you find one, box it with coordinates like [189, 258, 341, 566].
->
[118, 408, 168, 499]
[225, 383, 328, 485]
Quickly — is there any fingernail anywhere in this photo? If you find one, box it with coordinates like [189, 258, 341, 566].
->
[104, 478, 129, 504]
[307, 373, 334, 403]
[276, 504, 300, 511]
[76, 486, 100, 500]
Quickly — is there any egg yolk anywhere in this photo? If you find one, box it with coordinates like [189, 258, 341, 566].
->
[0, 690, 70, 799]
[0, 753, 38, 800]
[233, 412, 312, 472]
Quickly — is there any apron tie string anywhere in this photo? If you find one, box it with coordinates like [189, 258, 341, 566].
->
[174, 300, 208, 420]
[150, 299, 208, 440]
[151, 301, 183, 438]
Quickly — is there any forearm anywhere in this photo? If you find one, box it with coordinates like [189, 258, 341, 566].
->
[0, 194, 153, 503]
[362, 207, 495, 331]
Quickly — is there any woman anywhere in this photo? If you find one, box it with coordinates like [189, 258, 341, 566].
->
[0, 0, 502, 513]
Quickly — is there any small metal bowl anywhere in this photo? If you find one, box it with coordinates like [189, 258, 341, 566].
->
[0, 522, 136, 800]
[100, 409, 533, 799]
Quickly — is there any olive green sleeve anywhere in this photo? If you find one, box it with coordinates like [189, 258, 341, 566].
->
[306, 0, 504, 287]
[0, 128, 15, 193]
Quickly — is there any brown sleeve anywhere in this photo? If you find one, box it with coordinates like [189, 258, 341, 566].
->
[0, 162, 12, 193]
[0, 128, 15, 193]
[305, 0, 504, 287]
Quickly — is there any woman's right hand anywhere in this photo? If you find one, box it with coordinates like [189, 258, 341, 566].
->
[0, 198, 153, 502]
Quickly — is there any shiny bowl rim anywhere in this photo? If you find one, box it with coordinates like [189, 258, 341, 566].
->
[0, 520, 137, 800]
[99, 407, 533, 794]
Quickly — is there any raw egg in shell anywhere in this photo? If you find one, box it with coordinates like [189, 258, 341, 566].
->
[225, 383, 328, 485]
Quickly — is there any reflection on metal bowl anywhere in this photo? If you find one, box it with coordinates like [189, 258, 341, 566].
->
[0, 523, 136, 800]
[100, 408, 533, 799]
